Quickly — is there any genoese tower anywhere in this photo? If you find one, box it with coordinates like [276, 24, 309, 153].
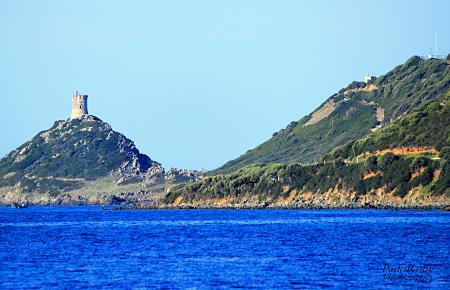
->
[70, 91, 88, 119]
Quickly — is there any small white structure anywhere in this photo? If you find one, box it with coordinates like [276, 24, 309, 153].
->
[364, 76, 376, 83]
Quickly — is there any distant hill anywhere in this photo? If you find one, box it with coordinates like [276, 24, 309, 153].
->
[212, 55, 450, 174]
[163, 91, 450, 209]
[0, 115, 161, 196]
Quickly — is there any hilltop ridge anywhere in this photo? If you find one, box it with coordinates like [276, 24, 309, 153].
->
[212, 55, 450, 174]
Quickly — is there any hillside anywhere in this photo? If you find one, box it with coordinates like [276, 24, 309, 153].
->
[0, 115, 201, 205]
[212, 55, 450, 174]
[162, 91, 450, 209]
[0, 115, 159, 195]
[325, 91, 450, 161]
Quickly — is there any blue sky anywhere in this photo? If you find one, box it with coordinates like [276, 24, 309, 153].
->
[1, 0, 449, 170]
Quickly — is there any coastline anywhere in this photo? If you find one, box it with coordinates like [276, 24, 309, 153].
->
[2, 188, 449, 210]
[131, 204, 450, 211]
[2, 202, 450, 211]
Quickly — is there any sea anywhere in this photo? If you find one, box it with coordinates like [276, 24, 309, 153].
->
[0, 207, 449, 289]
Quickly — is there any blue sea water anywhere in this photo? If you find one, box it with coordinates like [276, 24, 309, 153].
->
[0, 207, 449, 289]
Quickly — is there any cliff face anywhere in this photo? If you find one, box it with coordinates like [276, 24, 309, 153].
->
[212, 56, 450, 174]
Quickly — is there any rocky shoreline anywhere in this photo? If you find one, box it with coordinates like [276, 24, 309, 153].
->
[2, 187, 449, 210]
[126, 202, 450, 211]
[2, 201, 450, 211]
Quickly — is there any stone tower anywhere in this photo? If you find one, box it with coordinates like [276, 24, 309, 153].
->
[71, 91, 89, 119]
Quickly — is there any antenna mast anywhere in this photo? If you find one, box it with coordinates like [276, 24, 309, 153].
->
[435, 32, 438, 57]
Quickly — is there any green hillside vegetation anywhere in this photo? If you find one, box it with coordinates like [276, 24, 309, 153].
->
[0, 115, 158, 195]
[326, 91, 450, 161]
[165, 90, 450, 206]
[212, 56, 450, 174]
[166, 154, 448, 205]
